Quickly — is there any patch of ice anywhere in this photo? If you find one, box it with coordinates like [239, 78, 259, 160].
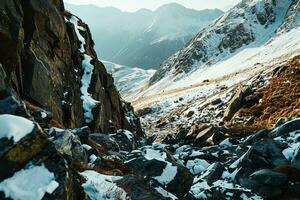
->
[282, 143, 300, 161]
[154, 162, 177, 185]
[40, 112, 47, 119]
[222, 168, 239, 181]
[80, 170, 127, 200]
[69, 15, 99, 123]
[155, 186, 178, 200]
[144, 148, 167, 161]
[82, 144, 92, 151]
[229, 150, 248, 169]
[190, 150, 205, 157]
[0, 164, 59, 200]
[0, 114, 35, 143]
[186, 159, 210, 175]
[240, 193, 264, 200]
[80, 54, 100, 123]
[69, 16, 86, 53]
[89, 154, 98, 164]
[190, 181, 210, 198]
[219, 138, 233, 147]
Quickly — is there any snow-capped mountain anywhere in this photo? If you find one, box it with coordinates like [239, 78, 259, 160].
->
[65, 3, 223, 69]
[130, 0, 300, 140]
[150, 0, 300, 84]
[103, 61, 156, 100]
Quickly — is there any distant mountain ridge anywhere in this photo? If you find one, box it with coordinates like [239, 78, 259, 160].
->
[150, 0, 300, 84]
[65, 3, 223, 69]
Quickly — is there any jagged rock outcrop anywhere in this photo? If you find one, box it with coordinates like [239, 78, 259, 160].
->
[0, 0, 142, 136]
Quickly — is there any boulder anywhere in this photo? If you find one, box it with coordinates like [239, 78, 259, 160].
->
[250, 169, 288, 187]
[70, 126, 91, 142]
[93, 155, 128, 176]
[51, 130, 88, 163]
[243, 129, 269, 145]
[124, 147, 193, 198]
[246, 139, 289, 169]
[254, 185, 283, 199]
[0, 118, 87, 199]
[186, 124, 209, 138]
[31, 145, 89, 200]
[195, 126, 220, 144]
[273, 165, 300, 182]
[223, 86, 252, 121]
[111, 130, 137, 151]
[285, 183, 300, 199]
[270, 118, 300, 138]
[248, 169, 288, 198]
[0, 124, 49, 181]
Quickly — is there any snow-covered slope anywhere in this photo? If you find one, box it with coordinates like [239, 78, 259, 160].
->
[150, 0, 300, 84]
[65, 3, 223, 69]
[129, 0, 300, 138]
[103, 61, 155, 100]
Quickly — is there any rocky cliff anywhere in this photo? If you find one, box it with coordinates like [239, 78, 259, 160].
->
[0, 0, 142, 136]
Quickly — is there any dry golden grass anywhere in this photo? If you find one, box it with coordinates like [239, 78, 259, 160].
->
[227, 55, 300, 135]
[132, 65, 263, 109]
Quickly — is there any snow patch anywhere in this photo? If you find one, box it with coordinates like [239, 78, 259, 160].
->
[144, 148, 167, 161]
[0, 114, 35, 143]
[155, 186, 178, 200]
[68, 15, 100, 123]
[153, 162, 177, 185]
[82, 144, 92, 151]
[186, 159, 210, 175]
[80, 54, 100, 123]
[0, 164, 59, 200]
[80, 170, 127, 200]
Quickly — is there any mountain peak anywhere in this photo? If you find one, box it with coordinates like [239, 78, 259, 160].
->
[155, 3, 187, 12]
[150, 0, 297, 84]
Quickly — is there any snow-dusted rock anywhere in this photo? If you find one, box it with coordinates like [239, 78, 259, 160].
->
[124, 146, 193, 197]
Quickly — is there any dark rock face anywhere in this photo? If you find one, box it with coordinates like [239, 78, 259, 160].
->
[0, 0, 142, 136]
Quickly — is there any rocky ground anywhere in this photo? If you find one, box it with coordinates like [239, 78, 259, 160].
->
[1, 83, 300, 200]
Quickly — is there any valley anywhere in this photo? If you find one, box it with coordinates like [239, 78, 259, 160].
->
[65, 3, 223, 69]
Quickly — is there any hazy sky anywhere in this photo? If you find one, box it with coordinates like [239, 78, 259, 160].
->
[64, 0, 241, 12]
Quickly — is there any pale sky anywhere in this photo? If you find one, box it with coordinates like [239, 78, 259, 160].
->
[64, 0, 242, 12]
